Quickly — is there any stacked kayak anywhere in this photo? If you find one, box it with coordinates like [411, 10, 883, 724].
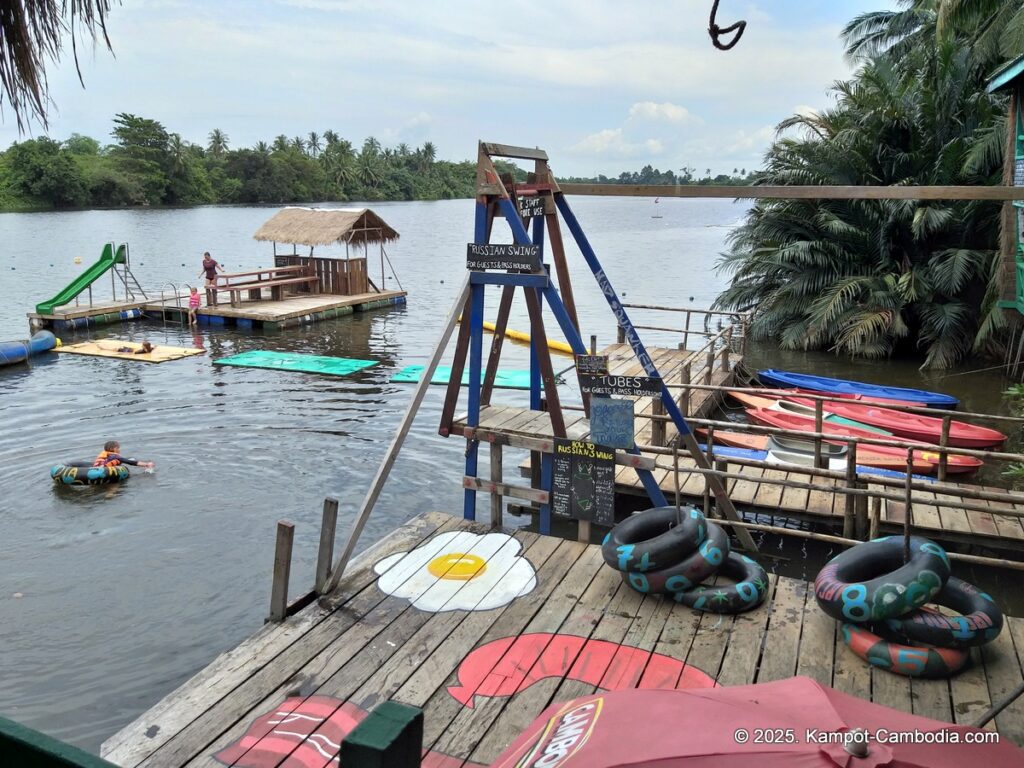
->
[745, 407, 983, 474]
[757, 369, 959, 409]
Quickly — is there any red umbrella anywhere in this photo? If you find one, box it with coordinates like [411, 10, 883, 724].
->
[487, 676, 1022, 768]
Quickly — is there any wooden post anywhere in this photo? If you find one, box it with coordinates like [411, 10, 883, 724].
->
[340, 701, 424, 768]
[903, 448, 914, 563]
[704, 344, 714, 384]
[679, 362, 691, 416]
[938, 414, 951, 482]
[720, 327, 732, 372]
[869, 496, 881, 540]
[650, 399, 665, 446]
[673, 441, 682, 518]
[813, 400, 824, 469]
[490, 443, 503, 528]
[740, 317, 748, 359]
[703, 426, 714, 517]
[843, 441, 856, 539]
[269, 521, 295, 622]
[713, 460, 727, 519]
[315, 498, 339, 594]
[682, 310, 691, 351]
[617, 325, 625, 344]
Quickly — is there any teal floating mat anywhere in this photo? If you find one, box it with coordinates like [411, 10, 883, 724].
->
[391, 364, 534, 390]
[214, 350, 378, 377]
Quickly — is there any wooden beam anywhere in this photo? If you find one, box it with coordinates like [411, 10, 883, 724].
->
[463, 476, 550, 504]
[560, 183, 1024, 201]
[269, 521, 294, 622]
[523, 287, 566, 437]
[315, 497, 339, 594]
[480, 285, 514, 406]
[437, 293, 473, 437]
[482, 142, 549, 161]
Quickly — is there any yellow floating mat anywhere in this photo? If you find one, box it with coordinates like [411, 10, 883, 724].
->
[56, 340, 205, 363]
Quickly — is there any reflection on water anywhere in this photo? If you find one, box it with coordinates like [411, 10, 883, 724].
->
[0, 197, 1020, 752]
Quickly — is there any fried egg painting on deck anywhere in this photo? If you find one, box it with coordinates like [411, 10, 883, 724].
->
[373, 530, 537, 612]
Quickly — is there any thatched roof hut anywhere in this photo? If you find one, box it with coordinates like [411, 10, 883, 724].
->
[253, 207, 400, 248]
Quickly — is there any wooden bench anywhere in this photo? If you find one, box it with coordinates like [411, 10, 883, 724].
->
[206, 266, 319, 307]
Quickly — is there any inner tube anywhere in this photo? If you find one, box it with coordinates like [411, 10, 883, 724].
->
[814, 536, 950, 623]
[51, 461, 130, 486]
[0, 330, 59, 367]
[601, 506, 706, 574]
[874, 577, 1003, 649]
[671, 552, 769, 613]
[621, 522, 729, 596]
[841, 622, 970, 678]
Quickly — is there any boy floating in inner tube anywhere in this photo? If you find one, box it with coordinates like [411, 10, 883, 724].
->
[93, 441, 155, 469]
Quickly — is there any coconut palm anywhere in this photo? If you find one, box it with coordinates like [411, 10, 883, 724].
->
[291, 136, 305, 152]
[715, 24, 1007, 368]
[0, 0, 114, 130]
[255, 140, 270, 157]
[307, 131, 321, 158]
[272, 134, 289, 153]
[168, 133, 188, 175]
[207, 128, 229, 157]
[323, 129, 339, 147]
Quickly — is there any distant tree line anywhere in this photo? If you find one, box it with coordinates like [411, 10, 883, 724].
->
[560, 165, 761, 186]
[0, 114, 488, 210]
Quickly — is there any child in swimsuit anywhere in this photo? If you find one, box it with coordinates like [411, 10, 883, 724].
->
[188, 287, 200, 326]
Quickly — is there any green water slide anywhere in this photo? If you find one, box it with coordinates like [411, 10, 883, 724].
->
[35, 243, 126, 315]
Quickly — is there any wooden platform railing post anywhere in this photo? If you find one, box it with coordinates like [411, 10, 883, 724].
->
[490, 443, 503, 528]
[269, 521, 294, 622]
[904, 449, 914, 562]
[704, 344, 714, 384]
[938, 414, 951, 482]
[682, 310, 691, 350]
[679, 362, 691, 416]
[617, 325, 626, 344]
[720, 327, 732, 372]
[703, 426, 714, 517]
[713, 460, 727, 518]
[843, 441, 856, 538]
[869, 496, 882, 539]
[651, 398, 666, 446]
[315, 498, 339, 594]
[813, 400, 825, 469]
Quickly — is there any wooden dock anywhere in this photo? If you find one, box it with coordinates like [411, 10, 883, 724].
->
[153, 291, 407, 330]
[478, 343, 1024, 551]
[101, 512, 1024, 767]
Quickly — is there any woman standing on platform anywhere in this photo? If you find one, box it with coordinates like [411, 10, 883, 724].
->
[198, 251, 224, 288]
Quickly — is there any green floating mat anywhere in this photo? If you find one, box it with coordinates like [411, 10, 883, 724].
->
[214, 350, 377, 377]
[391, 364, 533, 390]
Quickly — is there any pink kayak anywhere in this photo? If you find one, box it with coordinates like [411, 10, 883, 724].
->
[787, 397, 1006, 449]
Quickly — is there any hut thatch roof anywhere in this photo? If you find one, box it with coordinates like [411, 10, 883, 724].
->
[253, 207, 400, 247]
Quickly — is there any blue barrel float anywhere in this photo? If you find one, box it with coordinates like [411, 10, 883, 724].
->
[0, 330, 60, 367]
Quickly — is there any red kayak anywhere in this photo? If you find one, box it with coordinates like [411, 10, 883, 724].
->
[746, 408, 983, 474]
[790, 387, 918, 408]
[697, 428, 936, 473]
[787, 397, 1006, 449]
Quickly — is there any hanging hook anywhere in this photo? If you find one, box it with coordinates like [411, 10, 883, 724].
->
[708, 0, 746, 51]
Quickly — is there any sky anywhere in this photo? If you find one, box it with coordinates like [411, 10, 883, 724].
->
[2, 0, 896, 177]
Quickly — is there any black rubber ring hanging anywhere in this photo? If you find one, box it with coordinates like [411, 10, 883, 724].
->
[709, 0, 746, 51]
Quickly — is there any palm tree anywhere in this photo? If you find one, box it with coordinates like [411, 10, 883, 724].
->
[323, 129, 339, 147]
[255, 141, 271, 157]
[0, 0, 114, 130]
[291, 136, 305, 152]
[307, 131, 321, 158]
[168, 133, 188, 175]
[207, 128, 229, 157]
[272, 135, 289, 152]
[714, 16, 1008, 369]
[362, 136, 381, 157]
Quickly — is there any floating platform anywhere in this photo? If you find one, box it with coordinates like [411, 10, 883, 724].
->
[159, 291, 408, 330]
[27, 291, 408, 333]
[101, 512, 1024, 767]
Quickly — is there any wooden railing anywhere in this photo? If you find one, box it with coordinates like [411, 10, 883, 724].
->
[274, 254, 371, 296]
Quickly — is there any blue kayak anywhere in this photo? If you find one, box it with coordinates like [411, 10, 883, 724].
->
[757, 368, 958, 409]
[697, 443, 936, 483]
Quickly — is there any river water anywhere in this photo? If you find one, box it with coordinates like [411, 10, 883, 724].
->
[0, 197, 1018, 752]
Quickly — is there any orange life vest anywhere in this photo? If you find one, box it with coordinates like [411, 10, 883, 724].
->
[93, 450, 120, 467]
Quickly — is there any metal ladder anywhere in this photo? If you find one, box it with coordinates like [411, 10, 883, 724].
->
[159, 282, 186, 326]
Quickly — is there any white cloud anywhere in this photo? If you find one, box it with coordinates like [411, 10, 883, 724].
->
[793, 104, 821, 118]
[570, 129, 664, 158]
[628, 102, 698, 125]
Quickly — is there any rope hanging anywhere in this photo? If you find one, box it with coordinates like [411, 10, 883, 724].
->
[708, 0, 746, 50]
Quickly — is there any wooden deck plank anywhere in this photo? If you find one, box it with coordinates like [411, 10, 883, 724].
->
[871, 665, 914, 715]
[756, 576, 806, 682]
[950, 647, 994, 729]
[717, 574, 779, 687]
[981, 615, 1024, 743]
[102, 511, 452, 767]
[985, 493, 1024, 541]
[141, 516, 494, 768]
[683, 579, 737, 683]
[795, 579, 836, 687]
[752, 468, 786, 508]
[831, 624, 871, 701]
[909, 678, 954, 723]
[934, 490, 973, 535]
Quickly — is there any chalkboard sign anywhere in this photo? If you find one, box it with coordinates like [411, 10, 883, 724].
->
[590, 397, 635, 449]
[466, 243, 542, 272]
[1016, 158, 1024, 186]
[551, 438, 616, 526]
[579, 373, 662, 397]
[519, 196, 545, 218]
[576, 354, 608, 375]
